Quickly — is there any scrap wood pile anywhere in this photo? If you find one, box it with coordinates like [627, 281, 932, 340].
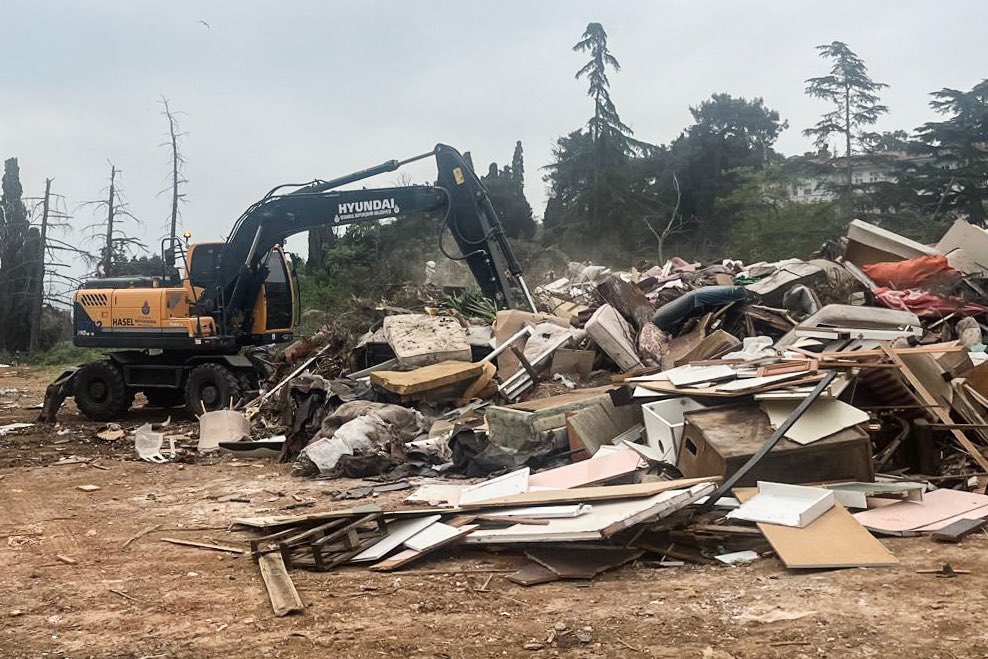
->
[218, 217, 988, 616]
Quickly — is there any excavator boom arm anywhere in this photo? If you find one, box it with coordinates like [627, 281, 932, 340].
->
[212, 144, 535, 334]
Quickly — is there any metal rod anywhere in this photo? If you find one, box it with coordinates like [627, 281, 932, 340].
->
[696, 370, 838, 513]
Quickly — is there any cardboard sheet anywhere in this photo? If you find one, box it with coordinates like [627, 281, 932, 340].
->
[735, 488, 898, 569]
[760, 398, 869, 445]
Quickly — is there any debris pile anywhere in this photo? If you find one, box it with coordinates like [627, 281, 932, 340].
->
[188, 218, 988, 615]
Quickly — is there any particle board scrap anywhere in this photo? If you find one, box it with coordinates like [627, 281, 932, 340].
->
[465, 483, 714, 543]
[350, 515, 442, 563]
[585, 304, 643, 371]
[853, 488, 988, 535]
[257, 551, 304, 616]
[824, 482, 925, 509]
[461, 476, 719, 509]
[370, 360, 484, 396]
[931, 518, 987, 543]
[759, 398, 869, 445]
[458, 468, 530, 505]
[734, 488, 898, 569]
[674, 330, 741, 366]
[527, 447, 642, 489]
[550, 348, 595, 379]
[493, 310, 571, 378]
[844, 218, 939, 267]
[565, 397, 644, 456]
[525, 545, 644, 579]
[369, 524, 478, 572]
[507, 562, 560, 586]
[637, 373, 825, 398]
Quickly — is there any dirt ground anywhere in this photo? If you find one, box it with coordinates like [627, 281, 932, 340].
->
[2, 365, 987, 659]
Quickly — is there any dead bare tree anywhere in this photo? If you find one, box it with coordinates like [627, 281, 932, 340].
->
[24, 179, 87, 349]
[641, 172, 689, 264]
[159, 97, 187, 264]
[80, 163, 146, 276]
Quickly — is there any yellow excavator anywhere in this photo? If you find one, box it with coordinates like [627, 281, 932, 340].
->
[49, 144, 535, 421]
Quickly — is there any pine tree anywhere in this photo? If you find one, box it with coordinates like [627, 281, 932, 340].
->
[573, 22, 636, 153]
[511, 140, 525, 192]
[803, 41, 888, 216]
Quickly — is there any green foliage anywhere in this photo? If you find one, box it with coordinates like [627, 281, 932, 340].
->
[481, 143, 536, 239]
[721, 165, 842, 262]
[106, 253, 176, 278]
[906, 80, 988, 225]
[440, 289, 496, 324]
[15, 341, 103, 367]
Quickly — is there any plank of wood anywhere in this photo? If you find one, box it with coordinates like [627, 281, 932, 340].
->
[932, 518, 986, 543]
[161, 537, 245, 555]
[506, 562, 560, 586]
[735, 488, 898, 569]
[882, 343, 988, 472]
[460, 477, 718, 509]
[369, 524, 477, 572]
[257, 552, 304, 616]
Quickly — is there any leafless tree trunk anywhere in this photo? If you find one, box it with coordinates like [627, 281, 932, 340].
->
[160, 98, 187, 264]
[28, 178, 51, 350]
[103, 164, 117, 274]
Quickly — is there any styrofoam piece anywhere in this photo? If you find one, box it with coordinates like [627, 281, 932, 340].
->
[465, 483, 715, 544]
[458, 468, 530, 505]
[728, 482, 835, 528]
[692, 495, 740, 509]
[641, 397, 709, 463]
[350, 515, 442, 562]
[403, 522, 463, 552]
[667, 365, 736, 387]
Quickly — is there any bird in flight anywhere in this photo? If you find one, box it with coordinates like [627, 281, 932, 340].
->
[198, 20, 210, 29]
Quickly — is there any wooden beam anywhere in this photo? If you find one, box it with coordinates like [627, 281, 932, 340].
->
[257, 552, 304, 616]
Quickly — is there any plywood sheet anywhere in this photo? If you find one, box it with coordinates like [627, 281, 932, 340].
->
[853, 489, 988, 534]
[466, 484, 714, 543]
[735, 488, 898, 569]
[461, 476, 718, 509]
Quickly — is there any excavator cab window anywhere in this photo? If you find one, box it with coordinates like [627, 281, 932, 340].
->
[263, 249, 293, 330]
[188, 244, 222, 290]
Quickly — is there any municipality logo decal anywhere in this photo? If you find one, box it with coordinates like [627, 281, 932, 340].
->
[141, 301, 151, 315]
[333, 198, 400, 224]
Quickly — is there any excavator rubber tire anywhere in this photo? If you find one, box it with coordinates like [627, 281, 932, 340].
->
[185, 363, 243, 415]
[143, 388, 185, 409]
[74, 360, 133, 421]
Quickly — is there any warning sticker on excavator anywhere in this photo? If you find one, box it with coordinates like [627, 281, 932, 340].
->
[452, 167, 465, 185]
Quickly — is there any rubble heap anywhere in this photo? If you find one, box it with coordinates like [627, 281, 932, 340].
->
[219, 218, 988, 616]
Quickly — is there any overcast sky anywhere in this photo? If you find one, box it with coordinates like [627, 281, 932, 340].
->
[2, 0, 986, 285]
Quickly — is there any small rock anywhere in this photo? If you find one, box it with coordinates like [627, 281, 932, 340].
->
[553, 622, 567, 631]
[523, 642, 543, 651]
[9, 610, 23, 617]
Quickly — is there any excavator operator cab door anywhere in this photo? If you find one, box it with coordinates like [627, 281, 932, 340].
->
[251, 246, 296, 340]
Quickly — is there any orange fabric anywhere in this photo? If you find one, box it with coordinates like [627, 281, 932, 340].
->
[862, 254, 956, 289]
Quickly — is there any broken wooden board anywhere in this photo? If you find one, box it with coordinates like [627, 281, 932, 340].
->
[350, 515, 442, 563]
[460, 476, 719, 509]
[882, 344, 988, 472]
[493, 310, 571, 378]
[735, 488, 898, 569]
[525, 545, 643, 579]
[232, 504, 383, 531]
[550, 348, 595, 379]
[371, 360, 483, 396]
[161, 537, 245, 555]
[637, 374, 825, 398]
[506, 562, 560, 586]
[257, 551, 304, 616]
[369, 524, 477, 572]
[465, 483, 714, 543]
[931, 517, 986, 543]
[853, 488, 988, 535]
[527, 447, 642, 490]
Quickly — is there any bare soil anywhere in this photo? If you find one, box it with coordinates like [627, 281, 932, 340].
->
[1, 365, 986, 658]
